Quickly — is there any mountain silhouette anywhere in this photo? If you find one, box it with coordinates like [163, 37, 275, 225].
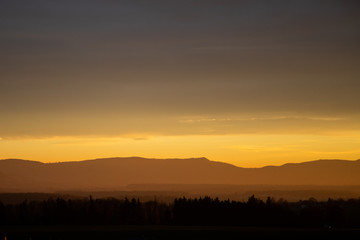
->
[1, 157, 360, 192]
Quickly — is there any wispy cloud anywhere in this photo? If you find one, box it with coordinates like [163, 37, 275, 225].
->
[52, 135, 151, 145]
[0, 135, 151, 144]
[224, 144, 302, 153]
[179, 115, 346, 123]
[179, 118, 232, 123]
[306, 150, 360, 155]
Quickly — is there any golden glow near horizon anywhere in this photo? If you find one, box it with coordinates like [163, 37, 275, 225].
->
[1, 128, 360, 168]
[1, 113, 360, 167]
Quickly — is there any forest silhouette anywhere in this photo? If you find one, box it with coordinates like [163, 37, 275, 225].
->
[1, 196, 359, 228]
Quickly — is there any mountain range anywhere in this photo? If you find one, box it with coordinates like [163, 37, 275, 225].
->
[1, 157, 360, 192]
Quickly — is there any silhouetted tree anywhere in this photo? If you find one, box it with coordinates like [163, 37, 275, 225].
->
[0, 200, 5, 224]
[2, 196, 360, 227]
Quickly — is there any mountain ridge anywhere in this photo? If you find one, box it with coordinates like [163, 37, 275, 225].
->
[1, 157, 360, 192]
[4, 157, 359, 168]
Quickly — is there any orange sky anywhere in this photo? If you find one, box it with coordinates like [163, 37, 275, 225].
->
[1, 1, 360, 167]
[1, 127, 360, 167]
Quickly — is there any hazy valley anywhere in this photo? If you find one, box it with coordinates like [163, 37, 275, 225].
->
[1, 157, 360, 202]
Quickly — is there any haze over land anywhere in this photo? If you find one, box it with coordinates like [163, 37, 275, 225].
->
[1, 157, 360, 194]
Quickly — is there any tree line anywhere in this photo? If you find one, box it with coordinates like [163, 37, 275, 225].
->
[1, 195, 360, 227]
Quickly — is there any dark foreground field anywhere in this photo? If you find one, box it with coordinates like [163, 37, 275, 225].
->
[1, 225, 360, 240]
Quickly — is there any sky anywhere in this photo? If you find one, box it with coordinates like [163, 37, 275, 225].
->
[1, 0, 360, 167]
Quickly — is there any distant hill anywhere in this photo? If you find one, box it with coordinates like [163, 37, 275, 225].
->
[1, 157, 360, 192]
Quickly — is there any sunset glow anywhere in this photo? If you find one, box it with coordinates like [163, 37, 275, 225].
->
[1, 0, 360, 167]
[1, 130, 360, 167]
